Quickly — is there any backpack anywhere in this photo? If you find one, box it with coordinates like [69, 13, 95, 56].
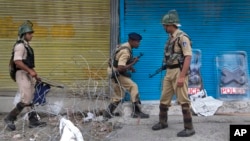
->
[9, 40, 25, 82]
[9, 48, 17, 82]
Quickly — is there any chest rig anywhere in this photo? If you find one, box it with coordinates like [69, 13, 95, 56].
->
[11, 40, 35, 70]
[164, 31, 190, 66]
[17, 40, 35, 68]
[113, 46, 133, 67]
[9, 40, 35, 81]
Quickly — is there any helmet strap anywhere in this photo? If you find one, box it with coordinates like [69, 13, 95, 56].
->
[18, 34, 25, 41]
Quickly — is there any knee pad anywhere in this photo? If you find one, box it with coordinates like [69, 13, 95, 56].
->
[16, 102, 33, 111]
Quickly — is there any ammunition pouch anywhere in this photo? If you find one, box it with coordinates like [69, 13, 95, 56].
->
[111, 70, 120, 79]
[113, 60, 118, 68]
[120, 72, 131, 78]
[177, 58, 184, 71]
[111, 70, 119, 83]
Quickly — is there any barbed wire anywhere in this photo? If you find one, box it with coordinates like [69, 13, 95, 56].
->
[0, 50, 132, 141]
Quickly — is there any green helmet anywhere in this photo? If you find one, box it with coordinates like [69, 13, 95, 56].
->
[162, 10, 181, 27]
[18, 20, 34, 37]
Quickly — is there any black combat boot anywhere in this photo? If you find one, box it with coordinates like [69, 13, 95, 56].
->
[152, 104, 168, 130]
[177, 103, 195, 137]
[4, 102, 25, 131]
[28, 111, 46, 128]
[131, 102, 149, 118]
[103, 102, 120, 119]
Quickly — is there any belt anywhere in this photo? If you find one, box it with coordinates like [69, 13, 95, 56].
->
[167, 64, 180, 69]
[16, 67, 22, 71]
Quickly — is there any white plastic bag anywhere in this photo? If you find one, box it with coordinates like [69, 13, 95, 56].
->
[191, 96, 223, 116]
[59, 117, 84, 141]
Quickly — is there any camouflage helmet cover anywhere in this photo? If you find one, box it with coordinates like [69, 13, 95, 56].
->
[162, 10, 181, 27]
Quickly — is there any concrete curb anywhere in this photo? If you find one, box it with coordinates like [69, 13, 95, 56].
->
[0, 96, 249, 116]
[121, 100, 250, 117]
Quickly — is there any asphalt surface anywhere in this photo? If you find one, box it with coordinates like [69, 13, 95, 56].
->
[1, 113, 250, 141]
[108, 115, 250, 141]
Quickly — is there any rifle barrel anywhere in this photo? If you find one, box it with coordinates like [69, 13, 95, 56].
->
[148, 64, 167, 78]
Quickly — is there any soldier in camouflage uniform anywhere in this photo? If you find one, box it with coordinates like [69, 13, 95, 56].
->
[152, 10, 195, 137]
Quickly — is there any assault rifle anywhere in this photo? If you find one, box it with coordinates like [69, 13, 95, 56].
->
[112, 52, 144, 81]
[133, 52, 144, 64]
[148, 64, 167, 78]
[132, 52, 144, 60]
[116, 52, 144, 77]
[149, 58, 184, 78]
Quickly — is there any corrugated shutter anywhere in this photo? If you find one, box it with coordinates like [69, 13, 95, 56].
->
[122, 0, 250, 100]
[0, 0, 110, 92]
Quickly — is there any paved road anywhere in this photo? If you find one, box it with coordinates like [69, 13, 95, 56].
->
[1, 113, 249, 141]
[108, 115, 250, 141]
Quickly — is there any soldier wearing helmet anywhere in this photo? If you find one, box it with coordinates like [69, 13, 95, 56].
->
[4, 20, 46, 131]
[152, 10, 195, 137]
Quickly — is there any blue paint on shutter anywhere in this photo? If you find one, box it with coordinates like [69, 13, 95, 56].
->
[121, 0, 250, 100]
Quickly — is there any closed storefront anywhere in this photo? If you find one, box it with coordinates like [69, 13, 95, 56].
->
[121, 0, 250, 100]
[0, 0, 110, 92]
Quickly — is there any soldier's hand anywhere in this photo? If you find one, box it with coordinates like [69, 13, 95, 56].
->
[177, 76, 185, 87]
[133, 57, 139, 63]
[28, 69, 38, 78]
[130, 67, 136, 73]
[36, 76, 41, 82]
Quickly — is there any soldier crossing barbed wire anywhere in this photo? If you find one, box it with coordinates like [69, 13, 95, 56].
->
[104, 32, 149, 119]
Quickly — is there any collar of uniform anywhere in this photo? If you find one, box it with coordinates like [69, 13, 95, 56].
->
[121, 42, 132, 50]
[23, 40, 29, 46]
[170, 29, 180, 38]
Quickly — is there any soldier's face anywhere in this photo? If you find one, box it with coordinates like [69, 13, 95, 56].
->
[131, 40, 140, 48]
[163, 24, 175, 33]
[24, 32, 33, 41]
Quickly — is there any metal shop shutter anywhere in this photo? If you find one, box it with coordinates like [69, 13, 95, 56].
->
[0, 0, 110, 92]
[121, 0, 250, 100]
